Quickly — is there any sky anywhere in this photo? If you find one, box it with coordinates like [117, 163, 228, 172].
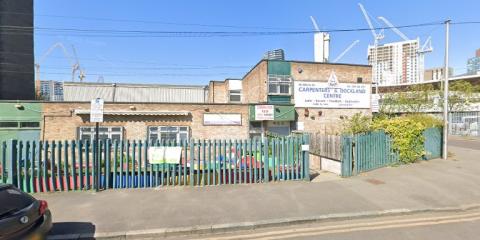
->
[34, 0, 480, 85]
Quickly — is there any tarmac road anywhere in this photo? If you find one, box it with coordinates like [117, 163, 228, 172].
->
[171, 207, 480, 240]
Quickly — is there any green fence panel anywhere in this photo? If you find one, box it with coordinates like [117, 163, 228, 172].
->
[2, 135, 311, 193]
[423, 127, 443, 160]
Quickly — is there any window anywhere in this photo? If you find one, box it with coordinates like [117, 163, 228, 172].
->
[0, 122, 19, 128]
[357, 77, 363, 83]
[78, 126, 123, 142]
[20, 122, 40, 128]
[229, 90, 241, 102]
[148, 126, 189, 143]
[268, 74, 292, 95]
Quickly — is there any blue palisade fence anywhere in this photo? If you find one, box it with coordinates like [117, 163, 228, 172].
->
[0, 135, 310, 193]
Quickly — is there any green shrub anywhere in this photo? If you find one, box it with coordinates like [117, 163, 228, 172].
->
[372, 117, 425, 163]
[342, 113, 443, 164]
[404, 114, 443, 129]
[342, 112, 372, 135]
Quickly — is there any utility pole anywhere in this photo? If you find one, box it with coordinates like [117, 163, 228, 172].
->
[443, 20, 451, 160]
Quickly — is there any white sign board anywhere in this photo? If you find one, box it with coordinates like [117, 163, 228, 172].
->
[203, 113, 242, 126]
[255, 105, 274, 120]
[294, 81, 371, 108]
[148, 146, 182, 164]
[90, 98, 104, 122]
[297, 121, 305, 131]
[371, 94, 380, 112]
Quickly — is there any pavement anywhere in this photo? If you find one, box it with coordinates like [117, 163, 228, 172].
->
[36, 137, 480, 239]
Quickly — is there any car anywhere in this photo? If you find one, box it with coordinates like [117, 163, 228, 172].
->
[0, 184, 52, 240]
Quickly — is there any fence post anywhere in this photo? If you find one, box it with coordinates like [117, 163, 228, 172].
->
[303, 134, 310, 181]
[341, 136, 353, 177]
[7, 140, 18, 185]
[263, 137, 269, 183]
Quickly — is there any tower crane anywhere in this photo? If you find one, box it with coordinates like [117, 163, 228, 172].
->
[358, 3, 384, 88]
[71, 45, 86, 82]
[332, 40, 360, 63]
[377, 16, 409, 41]
[34, 42, 75, 98]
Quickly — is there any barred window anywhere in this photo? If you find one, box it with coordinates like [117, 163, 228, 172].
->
[268, 74, 292, 95]
[148, 126, 189, 143]
[78, 126, 123, 142]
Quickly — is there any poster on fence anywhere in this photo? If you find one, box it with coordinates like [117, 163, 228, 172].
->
[148, 146, 182, 164]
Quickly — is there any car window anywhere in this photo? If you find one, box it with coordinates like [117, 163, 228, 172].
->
[0, 185, 35, 217]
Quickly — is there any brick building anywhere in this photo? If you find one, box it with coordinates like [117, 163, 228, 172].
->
[1, 59, 372, 142]
[209, 59, 372, 136]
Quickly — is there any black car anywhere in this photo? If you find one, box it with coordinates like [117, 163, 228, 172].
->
[0, 184, 52, 240]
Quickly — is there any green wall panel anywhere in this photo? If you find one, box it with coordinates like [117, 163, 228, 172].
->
[0, 102, 42, 121]
[267, 60, 291, 75]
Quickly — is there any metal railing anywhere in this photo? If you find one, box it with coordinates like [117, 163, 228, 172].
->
[0, 136, 310, 193]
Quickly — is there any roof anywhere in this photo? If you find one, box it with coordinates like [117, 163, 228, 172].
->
[63, 81, 207, 89]
[74, 110, 190, 116]
[241, 59, 370, 80]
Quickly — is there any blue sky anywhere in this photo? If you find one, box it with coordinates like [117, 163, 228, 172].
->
[34, 0, 480, 85]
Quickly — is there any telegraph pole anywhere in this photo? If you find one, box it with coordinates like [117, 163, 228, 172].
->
[443, 20, 451, 160]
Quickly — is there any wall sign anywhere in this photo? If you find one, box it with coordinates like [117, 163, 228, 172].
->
[90, 98, 104, 122]
[203, 113, 242, 126]
[148, 146, 182, 164]
[294, 81, 371, 108]
[254, 105, 274, 120]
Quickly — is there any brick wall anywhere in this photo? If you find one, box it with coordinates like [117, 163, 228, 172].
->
[242, 60, 268, 104]
[291, 62, 371, 84]
[296, 108, 371, 135]
[42, 102, 249, 140]
[207, 81, 227, 103]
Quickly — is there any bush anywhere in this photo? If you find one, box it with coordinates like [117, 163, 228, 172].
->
[372, 117, 425, 163]
[342, 112, 372, 135]
[405, 114, 443, 129]
[342, 113, 443, 163]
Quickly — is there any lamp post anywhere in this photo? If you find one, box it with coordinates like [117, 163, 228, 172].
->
[442, 20, 451, 160]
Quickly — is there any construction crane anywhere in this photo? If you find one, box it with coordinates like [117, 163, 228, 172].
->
[34, 42, 75, 98]
[332, 40, 360, 63]
[310, 16, 330, 62]
[71, 45, 86, 82]
[358, 3, 384, 89]
[358, 3, 384, 44]
[377, 16, 409, 41]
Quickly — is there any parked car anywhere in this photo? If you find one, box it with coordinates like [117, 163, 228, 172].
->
[0, 184, 52, 240]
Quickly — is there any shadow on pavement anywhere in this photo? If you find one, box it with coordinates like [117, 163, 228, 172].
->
[49, 222, 96, 238]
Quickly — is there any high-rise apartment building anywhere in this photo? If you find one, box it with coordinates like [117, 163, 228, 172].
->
[467, 48, 480, 75]
[368, 40, 421, 86]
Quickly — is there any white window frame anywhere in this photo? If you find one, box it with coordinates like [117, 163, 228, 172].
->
[78, 126, 123, 142]
[268, 74, 292, 95]
[229, 90, 242, 103]
[147, 126, 190, 143]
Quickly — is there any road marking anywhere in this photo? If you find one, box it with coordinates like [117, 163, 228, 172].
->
[193, 211, 480, 240]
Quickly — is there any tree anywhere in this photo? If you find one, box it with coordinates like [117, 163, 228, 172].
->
[380, 84, 435, 114]
[440, 80, 480, 112]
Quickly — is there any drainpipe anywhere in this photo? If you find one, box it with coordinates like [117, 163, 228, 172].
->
[211, 82, 215, 103]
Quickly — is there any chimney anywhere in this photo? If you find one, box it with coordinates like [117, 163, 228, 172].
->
[476, 48, 480, 57]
